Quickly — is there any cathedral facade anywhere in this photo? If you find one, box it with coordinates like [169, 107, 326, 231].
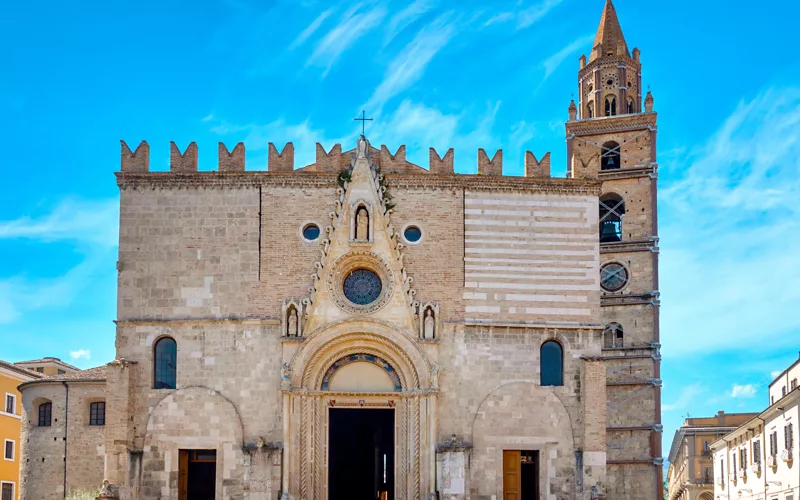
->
[18, 2, 662, 499]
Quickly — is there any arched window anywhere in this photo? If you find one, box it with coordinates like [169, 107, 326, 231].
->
[599, 193, 625, 242]
[586, 102, 594, 119]
[627, 97, 635, 114]
[154, 337, 177, 389]
[38, 402, 52, 427]
[541, 341, 563, 386]
[603, 323, 624, 348]
[605, 96, 616, 116]
[601, 141, 621, 170]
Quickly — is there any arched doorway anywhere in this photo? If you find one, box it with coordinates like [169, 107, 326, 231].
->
[283, 320, 435, 500]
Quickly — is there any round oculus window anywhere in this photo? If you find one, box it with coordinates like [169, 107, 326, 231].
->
[600, 263, 629, 292]
[302, 223, 321, 241]
[343, 269, 383, 305]
[403, 226, 422, 243]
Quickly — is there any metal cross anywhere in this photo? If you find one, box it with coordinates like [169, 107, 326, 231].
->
[354, 110, 373, 137]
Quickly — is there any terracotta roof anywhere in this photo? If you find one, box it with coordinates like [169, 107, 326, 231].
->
[14, 357, 81, 371]
[0, 360, 44, 380]
[17, 365, 107, 390]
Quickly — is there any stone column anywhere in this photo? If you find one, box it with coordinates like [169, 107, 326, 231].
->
[582, 358, 607, 500]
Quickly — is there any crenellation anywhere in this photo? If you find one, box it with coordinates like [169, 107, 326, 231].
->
[379, 145, 407, 173]
[268, 142, 294, 172]
[477, 148, 502, 175]
[524, 151, 551, 178]
[310, 142, 346, 172]
[120, 140, 149, 172]
[169, 141, 198, 173]
[429, 147, 454, 174]
[218, 142, 245, 172]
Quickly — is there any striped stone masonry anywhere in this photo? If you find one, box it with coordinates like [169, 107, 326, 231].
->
[463, 190, 600, 325]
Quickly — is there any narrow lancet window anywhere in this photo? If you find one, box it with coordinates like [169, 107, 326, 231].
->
[541, 341, 564, 386]
[154, 337, 177, 389]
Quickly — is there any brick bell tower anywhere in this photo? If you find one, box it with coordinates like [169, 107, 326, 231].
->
[566, 1, 662, 499]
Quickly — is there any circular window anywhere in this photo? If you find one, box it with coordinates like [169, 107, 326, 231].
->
[302, 223, 320, 241]
[403, 226, 422, 243]
[343, 269, 383, 305]
[600, 263, 629, 292]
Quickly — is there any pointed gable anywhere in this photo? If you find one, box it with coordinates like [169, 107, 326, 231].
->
[590, 0, 629, 61]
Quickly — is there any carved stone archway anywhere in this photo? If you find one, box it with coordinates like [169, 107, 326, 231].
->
[283, 319, 436, 500]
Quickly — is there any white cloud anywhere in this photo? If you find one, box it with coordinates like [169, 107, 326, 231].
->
[70, 349, 91, 361]
[201, 113, 214, 123]
[731, 384, 757, 398]
[541, 33, 594, 81]
[660, 87, 800, 356]
[0, 198, 118, 247]
[384, 0, 437, 45]
[771, 370, 782, 379]
[365, 12, 458, 113]
[0, 199, 118, 324]
[290, 7, 335, 50]
[306, 3, 387, 77]
[663, 382, 705, 412]
[484, 0, 563, 30]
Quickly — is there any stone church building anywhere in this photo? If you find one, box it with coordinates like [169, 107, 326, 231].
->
[18, 1, 662, 499]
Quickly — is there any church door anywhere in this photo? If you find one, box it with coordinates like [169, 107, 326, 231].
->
[328, 408, 394, 500]
[503, 450, 540, 500]
[178, 449, 216, 500]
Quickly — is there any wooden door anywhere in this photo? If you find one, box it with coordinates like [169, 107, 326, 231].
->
[503, 450, 521, 500]
[178, 450, 189, 500]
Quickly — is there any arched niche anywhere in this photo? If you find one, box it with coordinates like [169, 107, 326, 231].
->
[322, 354, 402, 392]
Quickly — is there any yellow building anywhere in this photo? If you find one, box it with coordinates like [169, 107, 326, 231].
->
[667, 412, 758, 500]
[13, 357, 80, 377]
[0, 361, 41, 500]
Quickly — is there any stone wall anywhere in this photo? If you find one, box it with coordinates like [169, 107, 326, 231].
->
[19, 381, 105, 500]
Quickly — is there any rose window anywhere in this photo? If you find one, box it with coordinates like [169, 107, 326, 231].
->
[343, 269, 382, 305]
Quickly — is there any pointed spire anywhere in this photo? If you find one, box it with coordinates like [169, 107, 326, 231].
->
[589, 0, 629, 62]
[568, 99, 578, 121]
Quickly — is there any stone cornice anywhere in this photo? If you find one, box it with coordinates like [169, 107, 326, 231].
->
[598, 164, 656, 180]
[115, 171, 602, 196]
[115, 317, 281, 327]
[600, 239, 657, 254]
[579, 56, 641, 80]
[567, 112, 657, 136]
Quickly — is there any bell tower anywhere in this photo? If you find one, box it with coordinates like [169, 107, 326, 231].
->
[566, 1, 662, 500]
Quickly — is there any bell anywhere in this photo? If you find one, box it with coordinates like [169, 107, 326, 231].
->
[607, 156, 615, 165]
[600, 221, 621, 242]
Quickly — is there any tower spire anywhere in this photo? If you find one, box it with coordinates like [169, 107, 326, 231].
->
[589, 0, 629, 62]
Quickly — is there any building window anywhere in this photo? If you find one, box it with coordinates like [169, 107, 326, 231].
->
[403, 226, 423, 244]
[704, 467, 711, 483]
[4, 394, 14, 414]
[740, 448, 748, 467]
[154, 337, 177, 389]
[627, 97, 635, 114]
[720, 458, 724, 482]
[754, 440, 761, 463]
[57, 369, 65, 375]
[1, 483, 13, 500]
[600, 262, 630, 292]
[785, 423, 794, 450]
[3, 440, 13, 461]
[600, 141, 621, 170]
[540, 340, 564, 387]
[38, 402, 52, 427]
[599, 193, 625, 242]
[783, 386, 787, 396]
[302, 223, 320, 241]
[603, 323, 624, 348]
[770, 431, 778, 457]
[35, 367, 43, 373]
[586, 102, 594, 118]
[605, 96, 617, 116]
[89, 402, 105, 426]
[792, 378, 798, 390]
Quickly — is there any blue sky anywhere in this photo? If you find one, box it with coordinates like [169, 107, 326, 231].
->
[1, 0, 799, 455]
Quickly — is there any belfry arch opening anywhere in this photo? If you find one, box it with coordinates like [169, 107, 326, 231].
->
[601, 141, 621, 170]
[599, 193, 625, 242]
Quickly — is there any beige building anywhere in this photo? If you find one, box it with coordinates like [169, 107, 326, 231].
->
[18, 1, 663, 499]
[667, 412, 758, 500]
[711, 355, 800, 500]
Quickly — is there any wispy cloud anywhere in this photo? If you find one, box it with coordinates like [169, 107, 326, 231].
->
[731, 384, 758, 398]
[70, 349, 91, 361]
[660, 87, 800, 356]
[485, 0, 563, 30]
[366, 12, 458, 113]
[0, 199, 118, 324]
[306, 3, 387, 77]
[290, 6, 335, 50]
[0, 198, 118, 247]
[541, 33, 594, 82]
[384, 0, 437, 45]
[663, 382, 705, 412]
[771, 370, 782, 379]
